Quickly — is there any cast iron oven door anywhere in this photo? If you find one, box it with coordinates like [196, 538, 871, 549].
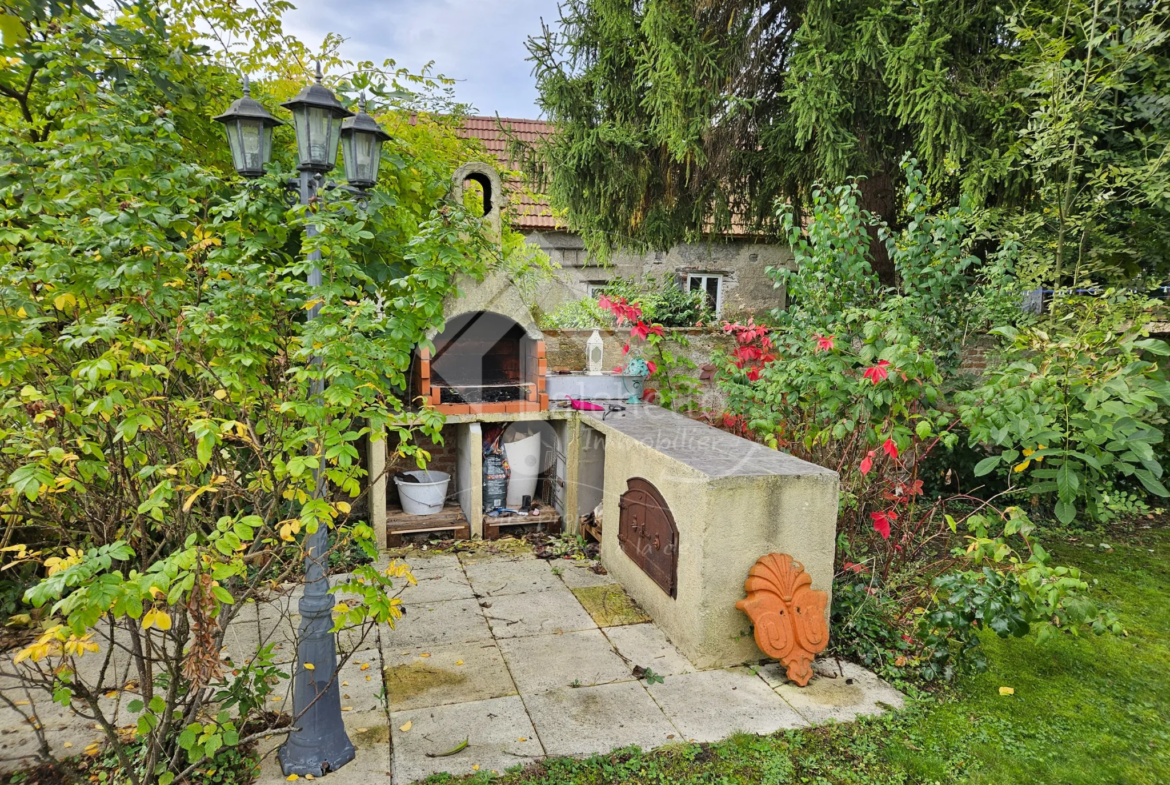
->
[618, 477, 678, 598]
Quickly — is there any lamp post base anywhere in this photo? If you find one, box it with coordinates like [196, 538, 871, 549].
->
[278, 593, 356, 777]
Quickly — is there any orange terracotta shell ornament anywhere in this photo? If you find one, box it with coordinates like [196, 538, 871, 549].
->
[735, 553, 829, 686]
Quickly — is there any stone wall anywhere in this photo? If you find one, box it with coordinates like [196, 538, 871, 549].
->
[542, 327, 738, 412]
[523, 230, 792, 319]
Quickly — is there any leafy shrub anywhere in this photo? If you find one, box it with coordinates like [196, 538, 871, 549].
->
[917, 507, 1123, 680]
[538, 296, 613, 329]
[959, 293, 1170, 525]
[603, 276, 710, 327]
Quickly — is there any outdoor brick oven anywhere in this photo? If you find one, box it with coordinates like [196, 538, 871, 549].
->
[412, 310, 548, 416]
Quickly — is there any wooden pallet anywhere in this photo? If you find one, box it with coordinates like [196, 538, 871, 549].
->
[386, 504, 470, 547]
[483, 508, 561, 541]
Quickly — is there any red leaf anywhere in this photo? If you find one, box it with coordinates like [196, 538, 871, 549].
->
[882, 438, 899, 460]
[871, 511, 892, 539]
[646, 360, 657, 375]
[862, 360, 892, 385]
[814, 334, 836, 352]
[860, 452, 873, 475]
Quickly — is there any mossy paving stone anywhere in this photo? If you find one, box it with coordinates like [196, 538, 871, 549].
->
[571, 584, 651, 627]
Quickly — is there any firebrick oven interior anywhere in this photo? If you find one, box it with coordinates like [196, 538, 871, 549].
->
[428, 311, 532, 404]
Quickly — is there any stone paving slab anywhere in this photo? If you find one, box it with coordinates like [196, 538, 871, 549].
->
[767, 660, 905, 724]
[603, 623, 695, 678]
[646, 667, 809, 742]
[254, 709, 391, 785]
[390, 597, 495, 649]
[481, 588, 598, 639]
[498, 629, 632, 694]
[523, 680, 681, 758]
[383, 641, 516, 711]
[463, 558, 561, 597]
[552, 561, 615, 589]
[390, 695, 541, 784]
[397, 569, 476, 605]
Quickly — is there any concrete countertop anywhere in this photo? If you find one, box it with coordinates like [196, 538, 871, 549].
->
[580, 404, 836, 480]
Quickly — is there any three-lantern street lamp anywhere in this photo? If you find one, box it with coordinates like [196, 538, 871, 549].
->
[214, 64, 390, 778]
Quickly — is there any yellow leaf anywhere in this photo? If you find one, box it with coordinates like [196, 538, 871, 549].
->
[1013, 460, 1030, 473]
[517, 737, 527, 742]
[335, 501, 351, 514]
[341, 706, 352, 712]
[287, 775, 299, 781]
[398, 721, 412, 732]
[419, 653, 430, 659]
[359, 662, 370, 671]
[53, 293, 76, 311]
[304, 663, 315, 670]
[142, 608, 172, 631]
[472, 765, 479, 772]
[999, 686, 1015, 696]
[213, 389, 228, 400]
[455, 660, 464, 666]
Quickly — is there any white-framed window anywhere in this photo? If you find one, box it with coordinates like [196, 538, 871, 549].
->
[688, 273, 723, 316]
[587, 281, 610, 298]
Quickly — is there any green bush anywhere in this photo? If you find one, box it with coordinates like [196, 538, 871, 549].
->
[603, 276, 710, 327]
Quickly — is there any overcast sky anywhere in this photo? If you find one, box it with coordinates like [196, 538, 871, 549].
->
[282, 0, 562, 119]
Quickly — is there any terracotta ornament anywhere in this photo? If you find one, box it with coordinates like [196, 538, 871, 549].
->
[735, 553, 829, 686]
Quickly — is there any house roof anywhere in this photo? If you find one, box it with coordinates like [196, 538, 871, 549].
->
[456, 116, 563, 231]
[456, 116, 759, 238]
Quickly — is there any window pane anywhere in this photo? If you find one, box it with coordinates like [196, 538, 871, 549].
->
[689, 276, 702, 293]
[706, 277, 719, 303]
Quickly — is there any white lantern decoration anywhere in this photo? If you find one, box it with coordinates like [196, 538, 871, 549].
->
[586, 329, 604, 376]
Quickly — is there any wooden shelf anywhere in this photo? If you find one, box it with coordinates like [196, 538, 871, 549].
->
[483, 508, 561, 541]
[386, 504, 470, 547]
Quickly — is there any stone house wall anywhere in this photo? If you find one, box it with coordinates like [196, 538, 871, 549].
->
[523, 230, 793, 319]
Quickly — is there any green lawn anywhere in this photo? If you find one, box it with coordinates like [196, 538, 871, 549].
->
[429, 528, 1170, 785]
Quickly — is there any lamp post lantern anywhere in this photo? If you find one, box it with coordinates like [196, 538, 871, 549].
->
[340, 95, 392, 189]
[215, 63, 391, 778]
[281, 62, 353, 172]
[212, 76, 283, 178]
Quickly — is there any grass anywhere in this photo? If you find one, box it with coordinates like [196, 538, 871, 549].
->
[570, 584, 651, 627]
[423, 527, 1170, 785]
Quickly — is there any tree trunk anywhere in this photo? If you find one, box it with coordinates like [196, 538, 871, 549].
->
[858, 168, 898, 287]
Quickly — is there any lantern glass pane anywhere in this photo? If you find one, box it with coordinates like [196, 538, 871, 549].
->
[239, 118, 263, 172]
[260, 125, 274, 168]
[327, 115, 343, 169]
[308, 106, 332, 165]
[225, 122, 244, 173]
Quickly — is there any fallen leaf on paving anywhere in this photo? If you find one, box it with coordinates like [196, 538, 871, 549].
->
[286, 775, 299, 781]
[14, 700, 29, 706]
[365, 675, 371, 681]
[356, 728, 368, 733]
[472, 765, 479, 771]
[424, 738, 469, 758]
[63, 743, 73, 748]
[419, 653, 430, 658]
[360, 663, 370, 671]
[271, 697, 282, 702]
[455, 660, 464, 666]
[999, 686, 1015, 696]
[517, 737, 527, 742]
[399, 721, 412, 732]
[342, 707, 352, 711]
[305, 776, 314, 781]
[342, 681, 349, 687]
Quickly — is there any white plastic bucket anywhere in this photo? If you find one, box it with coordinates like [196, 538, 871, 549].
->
[395, 470, 450, 516]
[504, 433, 541, 508]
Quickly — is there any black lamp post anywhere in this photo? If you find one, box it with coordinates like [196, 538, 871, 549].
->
[214, 64, 392, 778]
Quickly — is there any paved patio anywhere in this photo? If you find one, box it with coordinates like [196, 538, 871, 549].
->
[0, 548, 903, 784]
[255, 548, 903, 784]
